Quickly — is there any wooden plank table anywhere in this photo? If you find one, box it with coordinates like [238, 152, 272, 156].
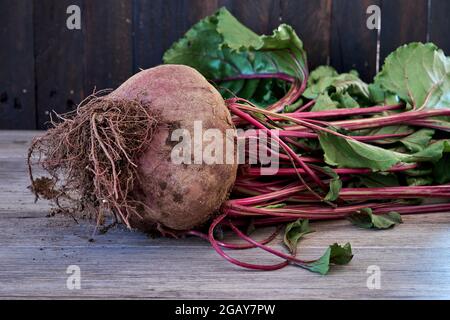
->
[1, 130, 449, 299]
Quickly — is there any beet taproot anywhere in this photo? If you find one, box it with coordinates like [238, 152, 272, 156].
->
[28, 65, 238, 231]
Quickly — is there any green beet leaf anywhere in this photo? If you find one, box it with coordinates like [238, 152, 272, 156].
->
[332, 92, 360, 109]
[318, 131, 409, 171]
[407, 139, 450, 163]
[404, 167, 433, 177]
[349, 208, 403, 230]
[301, 243, 353, 275]
[353, 125, 415, 146]
[215, 9, 263, 50]
[303, 66, 337, 99]
[406, 176, 433, 186]
[307, 66, 338, 84]
[319, 166, 342, 201]
[258, 203, 286, 209]
[333, 72, 370, 98]
[399, 129, 435, 153]
[358, 173, 400, 188]
[434, 153, 450, 184]
[368, 82, 400, 105]
[375, 42, 450, 109]
[163, 7, 307, 106]
[283, 219, 314, 254]
[304, 66, 369, 101]
[311, 92, 339, 111]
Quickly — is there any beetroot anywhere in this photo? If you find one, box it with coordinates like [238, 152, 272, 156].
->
[28, 65, 238, 231]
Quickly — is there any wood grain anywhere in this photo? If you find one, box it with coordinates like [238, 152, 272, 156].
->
[331, 0, 381, 82]
[133, 0, 221, 72]
[380, 0, 429, 66]
[224, 0, 281, 35]
[281, 0, 332, 70]
[1, 1, 446, 130]
[83, 0, 134, 92]
[33, 0, 85, 129]
[0, 0, 36, 129]
[429, 0, 450, 55]
[34, 0, 134, 129]
[1, 131, 450, 299]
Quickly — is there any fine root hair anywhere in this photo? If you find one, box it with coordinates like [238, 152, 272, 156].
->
[27, 91, 159, 228]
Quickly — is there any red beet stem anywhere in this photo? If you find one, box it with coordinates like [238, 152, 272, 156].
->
[228, 102, 328, 191]
[244, 163, 418, 176]
[280, 103, 404, 119]
[213, 72, 296, 83]
[187, 226, 281, 250]
[273, 130, 410, 141]
[229, 223, 316, 265]
[373, 203, 450, 215]
[325, 109, 450, 131]
[208, 213, 289, 270]
[295, 99, 316, 112]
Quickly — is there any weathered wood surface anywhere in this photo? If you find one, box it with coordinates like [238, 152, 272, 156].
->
[281, 0, 333, 70]
[429, 0, 450, 55]
[331, 0, 380, 82]
[1, 131, 450, 299]
[0, 0, 36, 129]
[3, 1, 450, 130]
[379, 0, 429, 64]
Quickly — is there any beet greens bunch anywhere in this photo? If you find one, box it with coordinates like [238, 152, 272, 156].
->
[165, 8, 450, 273]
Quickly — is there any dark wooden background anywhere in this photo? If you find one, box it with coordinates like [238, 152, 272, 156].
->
[1, 0, 449, 129]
